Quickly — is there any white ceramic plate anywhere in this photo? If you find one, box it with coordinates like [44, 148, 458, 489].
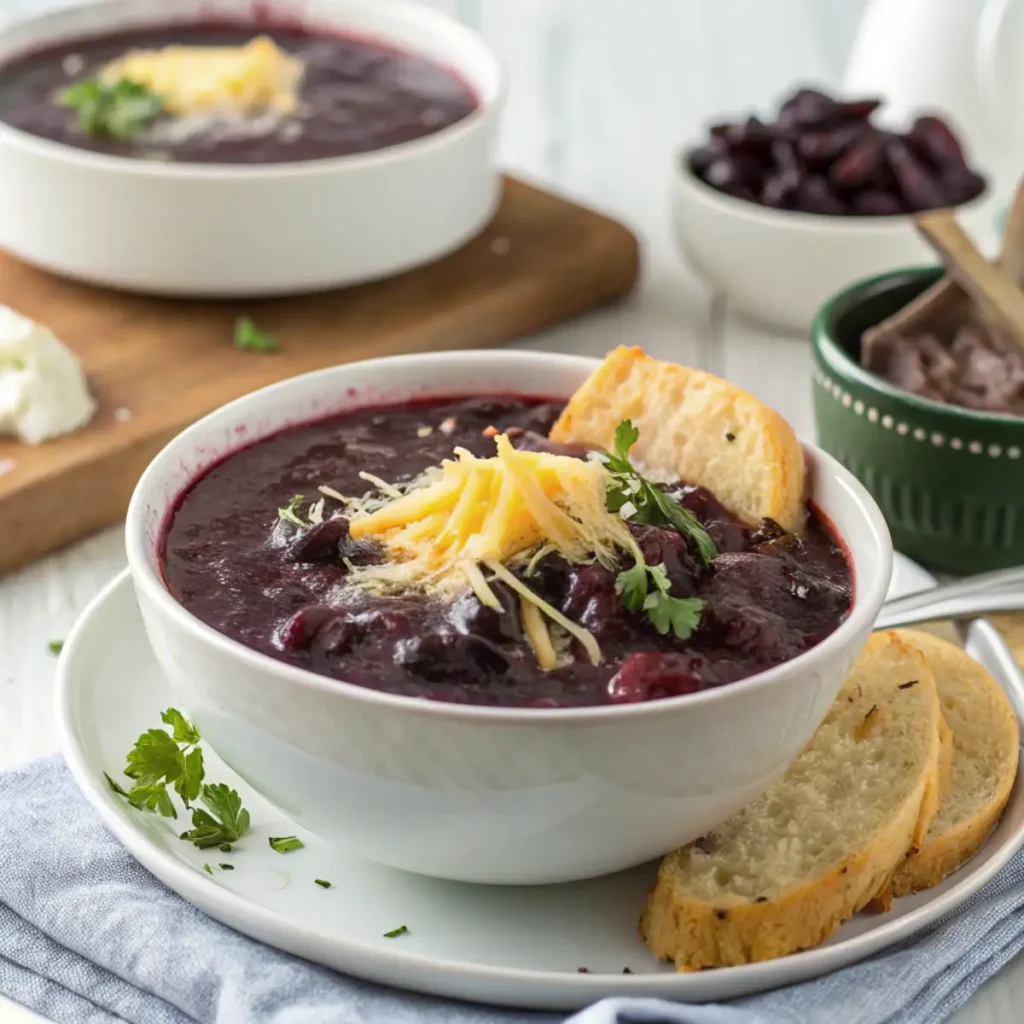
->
[56, 556, 1024, 1012]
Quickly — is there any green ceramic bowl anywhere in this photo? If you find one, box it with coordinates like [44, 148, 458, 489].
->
[812, 266, 1024, 575]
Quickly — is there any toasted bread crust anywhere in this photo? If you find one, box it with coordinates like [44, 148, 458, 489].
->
[551, 346, 806, 532]
[640, 634, 943, 969]
[884, 630, 1019, 898]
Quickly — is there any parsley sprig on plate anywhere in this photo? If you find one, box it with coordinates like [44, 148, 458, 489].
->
[595, 421, 716, 641]
[234, 317, 279, 353]
[107, 708, 251, 849]
[59, 77, 164, 141]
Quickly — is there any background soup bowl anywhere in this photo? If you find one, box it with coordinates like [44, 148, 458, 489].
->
[812, 266, 1024, 575]
[0, 0, 503, 297]
[126, 350, 892, 885]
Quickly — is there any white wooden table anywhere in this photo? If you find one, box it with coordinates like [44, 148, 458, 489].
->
[0, 1, 1017, 1020]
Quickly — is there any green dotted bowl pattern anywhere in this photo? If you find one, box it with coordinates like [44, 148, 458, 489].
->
[811, 267, 1024, 575]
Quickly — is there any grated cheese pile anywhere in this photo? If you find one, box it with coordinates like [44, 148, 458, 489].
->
[102, 36, 304, 117]
[347, 434, 640, 669]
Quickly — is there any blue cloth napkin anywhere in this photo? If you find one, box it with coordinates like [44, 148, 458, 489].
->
[3, 757, 1024, 1024]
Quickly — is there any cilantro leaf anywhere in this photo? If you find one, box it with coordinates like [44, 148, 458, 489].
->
[48, 640, 64, 655]
[104, 772, 130, 798]
[124, 728, 184, 787]
[234, 317, 279, 353]
[269, 835, 304, 854]
[161, 708, 201, 745]
[203, 863, 213, 875]
[201, 784, 251, 841]
[59, 77, 164, 141]
[127, 781, 177, 819]
[278, 494, 307, 528]
[599, 420, 717, 564]
[175, 746, 204, 807]
[643, 591, 704, 640]
[614, 420, 639, 462]
[384, 925, 409, 938]
[617, 559, 704, 641]
[615, 560, 649, 613]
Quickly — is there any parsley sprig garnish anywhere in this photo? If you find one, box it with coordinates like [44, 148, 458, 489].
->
[278, 494, 307, 528]
[59, 77, 164, 141]
[598, 421, 717, 563]
[616, 559, 704, 641]
[180, 784, 251, 849]
[108, 708, 251, 850]
[596, 421, 714, 641]
[234, 317, 279, 353]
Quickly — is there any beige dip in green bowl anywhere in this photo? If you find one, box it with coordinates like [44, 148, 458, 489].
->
[812, 266, 1024, 575]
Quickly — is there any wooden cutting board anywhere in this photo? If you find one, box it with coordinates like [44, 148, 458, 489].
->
[0, 175, 638, 575]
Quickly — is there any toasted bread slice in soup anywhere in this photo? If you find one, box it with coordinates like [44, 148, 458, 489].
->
[550, 346, 806, 533]
[878, 630, 1019, 901]
[640, 632, 944, 970]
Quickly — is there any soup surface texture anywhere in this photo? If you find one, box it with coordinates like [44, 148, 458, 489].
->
[162, 397, 852, 707]
[0, 23, 477, 163]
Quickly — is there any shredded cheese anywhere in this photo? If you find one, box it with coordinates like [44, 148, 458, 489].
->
[344, 434, 639, 666]
[103, 36, 304, 117]
[520, 597, 557, 671]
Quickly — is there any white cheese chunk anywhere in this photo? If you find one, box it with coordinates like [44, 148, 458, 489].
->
[0, 307, 97, 445]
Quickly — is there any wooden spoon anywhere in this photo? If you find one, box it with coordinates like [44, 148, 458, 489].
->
[916, 209, 1024, 348]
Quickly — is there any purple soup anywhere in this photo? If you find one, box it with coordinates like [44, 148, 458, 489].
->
[160, 396, 853, 709]
[0, 21, 477, 164]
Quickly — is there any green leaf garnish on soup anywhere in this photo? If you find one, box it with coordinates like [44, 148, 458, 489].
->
[59, 77, 164, 141]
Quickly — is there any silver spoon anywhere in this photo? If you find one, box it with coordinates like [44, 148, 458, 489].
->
[876, 564, 1024, 630]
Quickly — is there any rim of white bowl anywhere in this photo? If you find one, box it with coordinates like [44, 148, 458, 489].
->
[672, 144, 991, 231]
[126, 349, 893, 724]
[0, 0, 505, 180]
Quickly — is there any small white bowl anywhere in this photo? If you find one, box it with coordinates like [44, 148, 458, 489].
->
[0, 0, 503, 297]
[671, 152, 994, 334]
[125, 350, 892, 885]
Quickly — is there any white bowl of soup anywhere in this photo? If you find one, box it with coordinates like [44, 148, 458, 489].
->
[0, 0, 503, 296]
[125, 349, 892, 884]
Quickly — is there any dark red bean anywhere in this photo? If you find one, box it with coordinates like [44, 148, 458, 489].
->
[704, 156, 763, 195]
[687, 87, 982, 216]
[723, 116, 774, 154]
[796, 124, 866, 166]
[829, 132, 887, 190]
[794, 175, 846, 215]
[689, 143, 722, 175]
[835, 98, 882, 120]
[939, 167, 986, 205]
[886, 139, 947, 211]
[778, 87, 839, 129]
[608, 652, 705, 704]
[761, 170, 800, 208]
[851, 190, 902, 216]
[908, 115, 967, 170]
[771, 138, 801, 174]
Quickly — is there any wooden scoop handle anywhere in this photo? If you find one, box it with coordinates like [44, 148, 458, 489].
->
[916, 209, 1024, 348]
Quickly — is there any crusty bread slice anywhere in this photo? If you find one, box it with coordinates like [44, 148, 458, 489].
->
[640, 632, 944, 970]
[880, 630, 1019, 899]
[550, 346, 806, 532]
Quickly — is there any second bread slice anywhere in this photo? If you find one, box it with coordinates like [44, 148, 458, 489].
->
[640, 631, 944, 969]
[882, 630, 1019, 899]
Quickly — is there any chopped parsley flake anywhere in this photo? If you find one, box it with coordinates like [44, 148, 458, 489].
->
[48, 640, 64, 655]
[234, 317, 279, 353]
[314, 878, 332, 889]
[269, 835, 304, 854]
[383, 925, 409, 938]
[59, 77, 164, 140]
